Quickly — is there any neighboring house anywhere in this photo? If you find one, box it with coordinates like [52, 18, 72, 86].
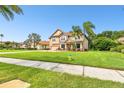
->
[49, 29, 88, 51]
[117, 37, 124, 44]
[19, 42, 26, 48]
[0, 41, 19, 48]
[20, 41, 49, 50]
[36, 41, 49, 50]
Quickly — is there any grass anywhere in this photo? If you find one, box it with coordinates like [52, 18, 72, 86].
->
[1, 62, 124, 88]
[0, 51, 124, 70]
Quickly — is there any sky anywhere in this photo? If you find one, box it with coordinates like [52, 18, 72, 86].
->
[1, 5, 124, 42]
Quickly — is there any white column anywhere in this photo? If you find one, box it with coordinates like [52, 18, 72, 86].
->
[71, 44, 73, 50]
[65, 44, 67, 50]
[80, 43, 83, 51]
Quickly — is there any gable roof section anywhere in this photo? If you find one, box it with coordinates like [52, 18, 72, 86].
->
[49, 29, 63, 39]
[63, 32, 72, 36]
[49, 29, 88, 41]
[63, 31, 87, 39]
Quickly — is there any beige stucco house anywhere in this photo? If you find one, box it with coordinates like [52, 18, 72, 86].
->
[20, 41, 49, 50]
[49, 29, 88, 51]
[36, 41, 49, 50]
[117, 37, 124, 44]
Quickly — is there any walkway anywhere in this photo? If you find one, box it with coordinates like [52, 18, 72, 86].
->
[0, 50, 65, 54]
[0, 79, 30, 88]
[0, 57, 124, 83]
[0, 51, 35, 54]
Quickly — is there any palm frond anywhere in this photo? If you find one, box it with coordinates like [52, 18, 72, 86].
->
[9, 5, 23, 15]
[0, 5, 14, 21]
[0, 5, 23, 21]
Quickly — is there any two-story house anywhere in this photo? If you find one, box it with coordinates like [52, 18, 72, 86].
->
[49, 29, 88, 51]
[117, 37, 124, 44]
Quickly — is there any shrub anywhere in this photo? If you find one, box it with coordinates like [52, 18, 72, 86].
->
[92, 37, 117, 51]
[0, 44, 5, 49]
[110, 45, 124, 53]
[26, 48, 37, 50]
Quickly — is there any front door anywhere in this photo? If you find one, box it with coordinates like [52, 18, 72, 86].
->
[76, 44, 80, 51]
[67, 44, 71, 50]
[61, 44, 65, 50]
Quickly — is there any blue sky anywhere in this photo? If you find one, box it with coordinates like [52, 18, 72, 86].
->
[1, 5, 124, 42]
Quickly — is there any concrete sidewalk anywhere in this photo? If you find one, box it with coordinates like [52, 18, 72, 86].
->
[0, 57, 124, 83]
[0, 51, 34, 54]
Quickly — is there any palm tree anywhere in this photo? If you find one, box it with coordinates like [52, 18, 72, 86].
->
[71, 26, 82, 51]
[0, 5, 23, 21]
[83, 21, 96, 48]
[0, 34, 4, 44]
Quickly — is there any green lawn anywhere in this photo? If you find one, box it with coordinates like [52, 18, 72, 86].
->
[1, 62, 124, 88]
[0, 51, 124, 70]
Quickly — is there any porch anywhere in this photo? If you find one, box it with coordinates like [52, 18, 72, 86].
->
[60, 42, 84, 51]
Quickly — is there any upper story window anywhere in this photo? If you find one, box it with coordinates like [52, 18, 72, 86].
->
[75, 36, 80, 40]
[60, 36, 66, 41]
[52, 37, 56, 42]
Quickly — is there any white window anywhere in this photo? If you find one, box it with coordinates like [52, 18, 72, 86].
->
[61, 36, 66, 41]
[52, 37, 56, 42]
[75, 36, 80, 40]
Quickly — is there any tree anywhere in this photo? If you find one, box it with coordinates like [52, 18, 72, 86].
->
[83, 21, 96, 48]
[24, 33, 41, 49]
[12, 41, 20, 48]
[24, 39, 31, 48]
[4, 41, 12, 49]
[92, 37, 117, 51]
[97, 31, 113, 39]
[0, 5, 23, 21]
[112, 31, 124, 39]
[0, 34, 4, 44]
[97, 30, 124, 40]
[71, 26, 82, 51]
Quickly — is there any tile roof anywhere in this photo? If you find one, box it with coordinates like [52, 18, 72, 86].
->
[63, 32, 72, 36]
[38, 41, 49, 45]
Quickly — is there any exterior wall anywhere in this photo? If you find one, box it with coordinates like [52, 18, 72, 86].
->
[67, 36, 74, 42]
[36, 45, 42, 50]
[20, 44, 26, 48]
[117, 37, 124, 44]
[53, 30, 62, 36]
[75, 35, 88, 50]
[53, 37, 60, 44]
[80, 43, 83, 51]
[49, 30, 88, 51]
[60, 35, 67, 43]
[49, 37, 60, 50]
[59, 35, 67, 50]
[83, 38, 88, 50]
[66, 35, 88, 51]
[66, 35, 85, 43]
[49, 30, 62, 50]
[36, 45, 49, 50]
